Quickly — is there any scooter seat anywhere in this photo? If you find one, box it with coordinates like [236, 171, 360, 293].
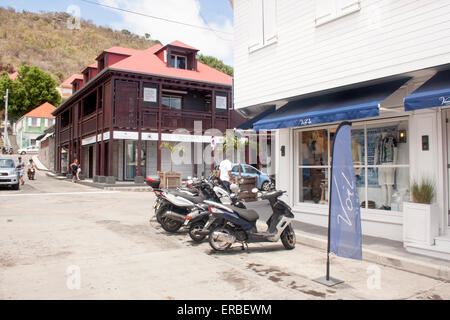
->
[172, 191, 205, 204]
[232, 206, 259, 222]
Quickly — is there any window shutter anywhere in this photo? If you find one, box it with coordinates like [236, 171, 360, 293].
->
[337, 0, 360, 16]
[28, 118, 32, 126]
[45, 119, 49, 127]
[248, 0, 263, 50]
[263, 0, 277, 43]
[36, 118, 41, 126]
[315, 0, 336, 26]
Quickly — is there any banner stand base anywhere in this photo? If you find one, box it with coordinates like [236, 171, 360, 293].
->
[313, 276, 344, 287]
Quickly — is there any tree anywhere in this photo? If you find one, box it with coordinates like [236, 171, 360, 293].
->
[198, 54, 233, 76]
[0, 65, 61, 120]
[160, 142, 185, 173]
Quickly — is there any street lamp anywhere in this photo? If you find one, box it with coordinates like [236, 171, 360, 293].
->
[3, 89, 8, 149]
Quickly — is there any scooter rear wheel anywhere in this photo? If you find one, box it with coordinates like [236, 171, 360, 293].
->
[209, 226, 233, 251]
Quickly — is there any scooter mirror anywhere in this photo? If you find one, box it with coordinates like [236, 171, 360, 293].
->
[251, 188, 259, 193]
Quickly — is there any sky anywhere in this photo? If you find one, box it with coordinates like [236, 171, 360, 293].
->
[0, 0, 234, 65]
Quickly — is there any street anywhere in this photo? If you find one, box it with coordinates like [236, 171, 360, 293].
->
[1, 160, 450, 300]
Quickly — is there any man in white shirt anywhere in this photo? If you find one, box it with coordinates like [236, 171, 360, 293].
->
[219, 155, 233, 192]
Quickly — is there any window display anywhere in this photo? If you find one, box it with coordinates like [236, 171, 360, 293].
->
[296, 119, 409, 212]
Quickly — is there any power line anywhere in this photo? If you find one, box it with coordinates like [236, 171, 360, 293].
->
[79, 0, 233, 38]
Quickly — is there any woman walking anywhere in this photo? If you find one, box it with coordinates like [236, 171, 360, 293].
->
[70, 159, 80, 183]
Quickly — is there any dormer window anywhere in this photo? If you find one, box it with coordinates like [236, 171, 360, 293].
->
[170, 55, 187, 69]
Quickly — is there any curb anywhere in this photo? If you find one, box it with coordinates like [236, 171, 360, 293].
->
[294, 231, 450, 281]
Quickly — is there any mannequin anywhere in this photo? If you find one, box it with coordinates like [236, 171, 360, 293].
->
[352, 140, 363, 176]
[374, 131, 398, 210]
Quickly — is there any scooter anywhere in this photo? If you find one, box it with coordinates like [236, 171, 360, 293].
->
[153, 179, 224, 232]
[27, 167, 36, 180]
[153, 179, 244, 233]
[185, 186, 247, 243]
[205, 189, 296, 251]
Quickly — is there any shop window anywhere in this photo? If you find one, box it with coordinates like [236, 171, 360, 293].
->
[295, 119, 410, 212]
[162, 95, 182, 110]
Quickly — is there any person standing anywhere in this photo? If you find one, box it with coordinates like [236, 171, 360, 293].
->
[219, 155, 233, 192]
[16, 156, 25, 185]
[70, 159, 79, 183]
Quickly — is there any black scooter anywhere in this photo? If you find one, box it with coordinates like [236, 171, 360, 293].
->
[185, 188, 247, 243]
[205, 190, 296, 251]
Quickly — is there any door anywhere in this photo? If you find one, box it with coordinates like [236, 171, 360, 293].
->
[125, 140, 146, 180]
[446, 110, 450, 226]
[88, 146, 93, 178]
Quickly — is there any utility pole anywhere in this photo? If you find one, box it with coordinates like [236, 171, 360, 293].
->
[3, 89, 8, 148]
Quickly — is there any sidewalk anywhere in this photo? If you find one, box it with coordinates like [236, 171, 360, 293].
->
[291, 220, 450, 281]
[44, 172, 153, 191]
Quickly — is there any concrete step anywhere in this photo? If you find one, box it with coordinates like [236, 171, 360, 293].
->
[435, 234, 450, 251]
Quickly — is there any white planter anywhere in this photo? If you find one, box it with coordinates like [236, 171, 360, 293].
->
[403, 202, 439, 246]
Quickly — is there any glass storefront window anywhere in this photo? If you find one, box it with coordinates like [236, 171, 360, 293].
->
[299, 168, 328, 204]
[296, 119, 410, 213]
[125, 141, 146, 180]
[298, 129, 328, 166]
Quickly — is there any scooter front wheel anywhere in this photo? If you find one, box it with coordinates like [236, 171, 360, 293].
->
[209, 226, 234, 251]
[281, 224, 296, 250]
[189, 220, 207, 242]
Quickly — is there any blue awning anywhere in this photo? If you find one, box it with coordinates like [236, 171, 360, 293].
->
[404, 69, 450, 111]
[238, 106, 276, 130]
[253, 79, 409, 131]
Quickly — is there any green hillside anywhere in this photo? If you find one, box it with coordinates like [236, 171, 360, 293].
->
[0, 6, 161, 83]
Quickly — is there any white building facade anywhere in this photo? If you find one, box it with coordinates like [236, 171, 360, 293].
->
[231, 0, 450, 259]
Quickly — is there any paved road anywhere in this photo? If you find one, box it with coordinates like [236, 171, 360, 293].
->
[1, 166, 450, 300]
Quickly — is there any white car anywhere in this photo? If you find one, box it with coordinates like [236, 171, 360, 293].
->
[18, 145, 39, 155]
[0, 158, 20, 190]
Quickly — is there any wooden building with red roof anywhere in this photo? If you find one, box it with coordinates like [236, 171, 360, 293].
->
[52, 41, 245, 180]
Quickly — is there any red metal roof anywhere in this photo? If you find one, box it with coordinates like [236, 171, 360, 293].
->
[168, 40, 198, 51]
[61, 74, 83, 87]
[109, 43, 232, 86]
[22, 102, 56, 119]
[8, 72, 18, 80]
[96, 47, 142, 60]
[82, 63, 98, 73]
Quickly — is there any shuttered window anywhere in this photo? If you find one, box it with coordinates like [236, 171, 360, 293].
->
[249, 0, 277, 52]
[315, 0, 360, 27]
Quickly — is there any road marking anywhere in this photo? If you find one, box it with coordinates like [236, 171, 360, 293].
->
[0, 191, 121, 197]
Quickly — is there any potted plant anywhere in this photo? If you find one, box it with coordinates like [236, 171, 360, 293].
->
[159, 142, 184, 188]
[403, 178, 439, 246]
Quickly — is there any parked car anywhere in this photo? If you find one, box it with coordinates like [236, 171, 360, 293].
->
[230, 163, 273, 191]
[18, 145, 39, 155]
[0, 158, 20, 190]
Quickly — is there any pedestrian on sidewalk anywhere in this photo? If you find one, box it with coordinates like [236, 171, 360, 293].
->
[16, 156, 25, 185]
[70, 159, 80, 183]
[218, 154, 234, 193]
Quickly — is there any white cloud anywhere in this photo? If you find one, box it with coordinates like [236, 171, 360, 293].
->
[99, 0, 234, 65]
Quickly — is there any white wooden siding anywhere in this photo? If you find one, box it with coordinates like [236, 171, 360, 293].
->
[233, 0, 450, 109]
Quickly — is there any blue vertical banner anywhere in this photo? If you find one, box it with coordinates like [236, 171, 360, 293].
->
[329, 122, 362, 260]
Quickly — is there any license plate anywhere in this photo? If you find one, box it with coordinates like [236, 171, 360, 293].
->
[154, 201, 160, 209]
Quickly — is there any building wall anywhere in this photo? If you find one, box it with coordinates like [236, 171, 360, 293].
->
[38, 136, 55, 171]
[233, 0, 450, 109]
